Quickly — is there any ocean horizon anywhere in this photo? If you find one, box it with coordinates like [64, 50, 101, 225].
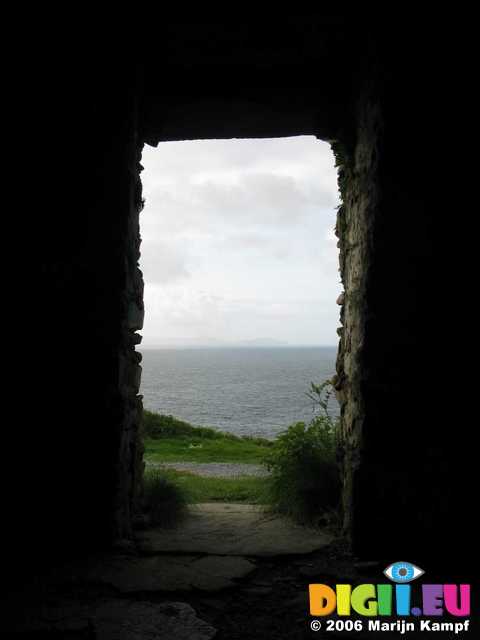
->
[139, 345, 339, 439]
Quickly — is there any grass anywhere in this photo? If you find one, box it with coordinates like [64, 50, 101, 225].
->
[143, 468, 188, 527]
[142, 411, 271, 505]
[144, 437, 270, 463]
[141, 397, 340, 524]
[143, 411, 272, 446]
[143, 410, 272, 464]
[159, 468, 269, 504]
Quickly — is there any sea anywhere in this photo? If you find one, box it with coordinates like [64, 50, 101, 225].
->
[139, 346, 339, 440]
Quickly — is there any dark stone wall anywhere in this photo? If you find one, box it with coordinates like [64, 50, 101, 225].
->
[334, 35, 473, 566]
[333, 69, 382, 555]
[8, 58, 145, 569]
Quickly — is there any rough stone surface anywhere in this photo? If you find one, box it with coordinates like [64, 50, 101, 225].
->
[9, 599, 216, 639]
[137, 503, 333, 557]
[332, 78, 382, 548]
[6, 541, 466, 639]
[88, 553, 256, 592]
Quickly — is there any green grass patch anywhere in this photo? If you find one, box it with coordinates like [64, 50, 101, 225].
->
[142, 410, 272, 463]
[159, 468, 269, 504]
[144, 436, 270, 463]
[142, 411, 271, 505]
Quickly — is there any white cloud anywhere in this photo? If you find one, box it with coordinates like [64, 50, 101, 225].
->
[140, 241, 191, 284]
[140, 136, 341, 346]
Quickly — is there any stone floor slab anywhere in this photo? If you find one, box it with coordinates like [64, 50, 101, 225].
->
[8, 599, 216, 639]
[137, 503, 333, 557]
[88, 553, 256, 593]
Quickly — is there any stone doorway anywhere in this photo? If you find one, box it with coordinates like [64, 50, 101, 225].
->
[135, 135, 342, 565]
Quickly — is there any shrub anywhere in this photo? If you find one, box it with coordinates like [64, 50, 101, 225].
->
[143, 469, 188, 527]
[263, 380, 340, 526]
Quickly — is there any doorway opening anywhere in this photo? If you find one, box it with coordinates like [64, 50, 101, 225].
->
[137, 136, 341, 552]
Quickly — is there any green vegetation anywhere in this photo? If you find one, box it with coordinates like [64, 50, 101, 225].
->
[143, 411, 271, 445]
[143, 468, 188, 527]
[144, 437, 271, 464]
[142, 380, 340, 526]
[142, 411, 272, 507]
[157, 468, 268, 504]
[263, 381, 340, 526]
[143, 411, 272, 464]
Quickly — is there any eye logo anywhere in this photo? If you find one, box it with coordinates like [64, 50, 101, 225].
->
[384, 561, 424, 583]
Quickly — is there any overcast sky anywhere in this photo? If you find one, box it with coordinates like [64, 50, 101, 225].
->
[139, 136, 340, 347]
